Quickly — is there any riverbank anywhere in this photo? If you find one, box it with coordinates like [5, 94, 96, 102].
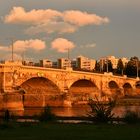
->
[0, 122, 140, 140]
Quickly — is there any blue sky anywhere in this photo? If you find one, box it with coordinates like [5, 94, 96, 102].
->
[0, 0, 140, 61]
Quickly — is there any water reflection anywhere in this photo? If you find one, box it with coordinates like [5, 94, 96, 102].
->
[24, 105, 140, 118]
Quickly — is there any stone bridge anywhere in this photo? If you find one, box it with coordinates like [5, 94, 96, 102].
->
[0, 61, 140, 114]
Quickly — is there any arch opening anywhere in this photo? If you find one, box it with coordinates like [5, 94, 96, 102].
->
[20, 77, 62, 107]
[108, 81, 121, 97]
[135, 81, 140, 95]
[108, 81, 119, 89]
[68, 79, 99, 105]
[123, 83, 133, 96]
[136, 81, 140, 88]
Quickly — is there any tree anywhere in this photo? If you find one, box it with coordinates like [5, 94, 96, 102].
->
[103, 60, 113, 72]
[88, 96, 116, 123]
[108, 60, 113, 72]
[117, 59, 124, 75]
[125, 56, 139, 77]
[94, 60, 100, 72]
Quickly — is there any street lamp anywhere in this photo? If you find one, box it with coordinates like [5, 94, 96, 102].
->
[7, 38, 15, 62]
[136, 60, 139, 79]
[106, 58, 108, 73]
[67, 47, 71, 68]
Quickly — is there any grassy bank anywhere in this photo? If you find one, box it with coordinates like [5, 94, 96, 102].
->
[0, 123, 140, 140]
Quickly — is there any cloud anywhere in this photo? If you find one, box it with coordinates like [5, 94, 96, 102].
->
[4, 7, 109, 34]
[0, 39, 46, 53]
[51, 38, 75, 53]
[63, 10, 109, 26]
[25, 21, 77, 34]
[0, 46, 9, 51]
[80, 43, 96, 48]
[85, 43, 96, 48]
[13, 39, 46, 52]
[4, 7, 62, 24]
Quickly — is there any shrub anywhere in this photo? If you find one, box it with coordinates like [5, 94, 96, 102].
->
[38, 106, 56, 122]
[123, 110, 139, 124]
[88, 96, 116, 123]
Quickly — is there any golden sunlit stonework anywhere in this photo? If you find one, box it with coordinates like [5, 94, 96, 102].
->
[0, 61, 139, 115]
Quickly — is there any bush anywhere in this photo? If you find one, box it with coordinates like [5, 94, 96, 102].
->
[38, 106, 56, 122]
[123, 111, 139, 124]
[88, 96, 116, 123]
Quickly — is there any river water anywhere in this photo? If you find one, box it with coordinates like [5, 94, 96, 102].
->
[23, 105, 140, 118]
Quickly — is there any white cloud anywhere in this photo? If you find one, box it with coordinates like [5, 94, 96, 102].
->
[85, 43, 96, 48]
[80, 43, 96, 48]
[0, 46, 9, 51]
[4, 7, 109, 34]
[13, 39, 46, 52]
[0, 39, 46, 53]
[63, 10, 109, 26]
[51, 38, 75, 53]
[4, 7, 62, 24]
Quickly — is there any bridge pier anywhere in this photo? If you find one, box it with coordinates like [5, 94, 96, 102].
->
[3, 91, 24, 116]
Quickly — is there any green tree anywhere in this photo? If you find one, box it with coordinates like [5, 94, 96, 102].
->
[103, 60, 113, 72]
[94, 60, 100, 72]
[117, 59, 124, 75]
[108, 60, 113, 72]
[125, 56, 139, 77]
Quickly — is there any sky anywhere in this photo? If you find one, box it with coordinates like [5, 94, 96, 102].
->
[0, 0, 140, 61]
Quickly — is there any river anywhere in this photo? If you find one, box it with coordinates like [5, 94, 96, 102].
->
[23, 105, 140, 118]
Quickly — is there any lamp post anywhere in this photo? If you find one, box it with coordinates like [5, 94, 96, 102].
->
[100, 59, 103, 72]
[11, 39, 14, 62]
[67, 47, 71, 68]
[136, 60, 139, 79]
[7, 38, 15, 62]
[106, 58, 108, 73]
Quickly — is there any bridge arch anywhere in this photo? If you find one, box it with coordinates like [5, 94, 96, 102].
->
[68, 79, 99, 104]
[123, 83, 133, 96]
[135, 81, 140, 95]
[20, 77, 62, 107]
[108, 80, 122, 97]
[20, 77, 60, 94]
[17, 73, 58, 88]
[108, 81, 119, 89]
[136, 81, 140, 88]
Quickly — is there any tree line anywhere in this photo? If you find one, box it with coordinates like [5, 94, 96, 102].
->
[94, 56, 140, 78]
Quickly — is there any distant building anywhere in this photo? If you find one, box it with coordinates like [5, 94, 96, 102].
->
[100, 56, 119, 70]
[100, 56, 129, 70]
[3, 60, 23, 65]
[22, 60, 34, 66]
[121, 57, 129, 66]
[40, 59, 52, 68]
[77, 56, 96, 71]
[107, 56, 119, 69]
[58, 58, 71, 69]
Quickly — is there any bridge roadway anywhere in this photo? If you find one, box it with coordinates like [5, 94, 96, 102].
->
[0, 61, 140, 115]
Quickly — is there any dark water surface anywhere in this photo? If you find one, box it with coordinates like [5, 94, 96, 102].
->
[24, 105, 140, 118]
